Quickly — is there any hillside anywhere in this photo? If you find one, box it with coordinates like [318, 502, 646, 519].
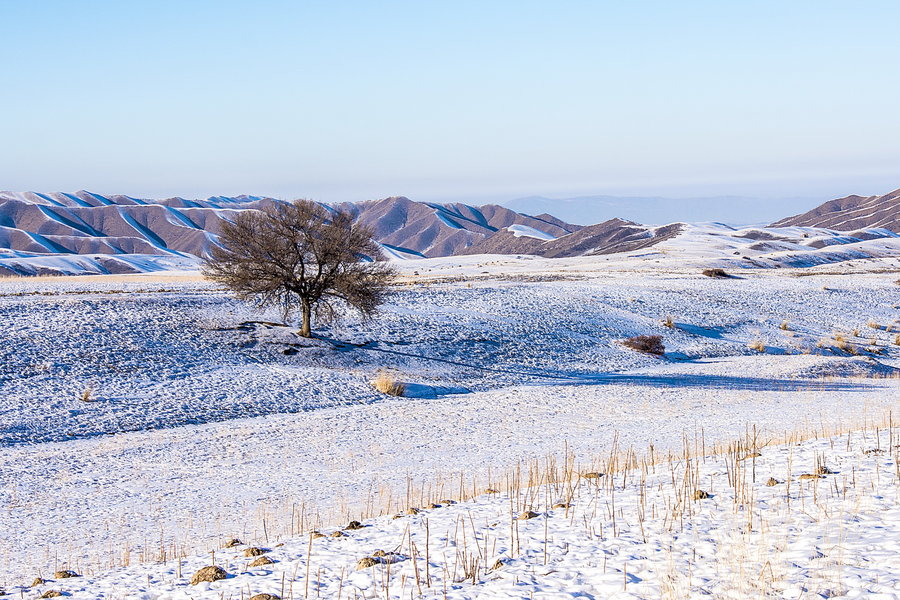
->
[771, 188, 900, 231]
[0, 192, 583, 274]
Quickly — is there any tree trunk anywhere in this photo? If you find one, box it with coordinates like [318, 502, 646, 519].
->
[300, 299, 312, 337]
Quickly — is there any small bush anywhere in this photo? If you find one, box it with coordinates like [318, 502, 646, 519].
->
[702, 268, 730, 278]
[748, 339, 766, 352]
[621, 335, 665, 356]
[780, 320, 790, 331]
[372, 372, 405, 396]
[662, 315, 675, 328]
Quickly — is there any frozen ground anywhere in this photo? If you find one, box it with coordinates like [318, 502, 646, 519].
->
[1, 256, 899, 593]
[8, 416, 900, 598]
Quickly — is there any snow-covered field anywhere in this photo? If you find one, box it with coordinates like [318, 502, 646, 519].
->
[2, 254, 899, 597]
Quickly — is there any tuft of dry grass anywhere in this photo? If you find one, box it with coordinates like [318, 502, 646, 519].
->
[779, 320, 790, 331]
[621, 335, 665, 356]
[190, 565, 227, 585]
[371, 372, 406, 397]
[662, 315, 675, 328]
[748, 339, 766, 352]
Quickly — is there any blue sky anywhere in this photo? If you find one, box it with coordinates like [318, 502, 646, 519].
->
[3, 1, 899, 220]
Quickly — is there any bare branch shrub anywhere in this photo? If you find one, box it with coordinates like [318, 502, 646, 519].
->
[621, 335, 665, 356]
[702, 268, 731, 278]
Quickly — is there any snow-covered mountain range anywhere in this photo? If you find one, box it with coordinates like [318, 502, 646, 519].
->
[0, 189, 898, 275]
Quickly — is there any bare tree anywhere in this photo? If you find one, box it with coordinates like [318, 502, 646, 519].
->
[203, 199, 395, 337]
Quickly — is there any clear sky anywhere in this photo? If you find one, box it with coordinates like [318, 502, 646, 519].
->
[3, 1, 899, 218]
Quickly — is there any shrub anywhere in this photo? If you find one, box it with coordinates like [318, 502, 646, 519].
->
[779, 320, 790, 331]
[372, 372, 406, 396]
[748, 339, 766, 352]
[621, 335, 665, 356]
[662, 315, 675, 328]
[702, 268, 730, 278]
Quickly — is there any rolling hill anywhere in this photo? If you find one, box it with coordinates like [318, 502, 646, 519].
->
[771, 188, 900, 232]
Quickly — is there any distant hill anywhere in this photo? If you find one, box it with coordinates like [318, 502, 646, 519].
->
[771, 189, 900, 232]
[2, 190, 898, 276]
[0, 191, 590, 274]
[504, 194, 819, 226]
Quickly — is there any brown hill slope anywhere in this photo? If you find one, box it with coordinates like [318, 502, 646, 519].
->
[771, 189, 900, 232]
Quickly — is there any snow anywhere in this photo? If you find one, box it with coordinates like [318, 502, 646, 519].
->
[506, 224, 556, 240]
[1, 257, 899, 596]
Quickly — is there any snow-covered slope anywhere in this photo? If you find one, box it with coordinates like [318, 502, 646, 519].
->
[771, 188, 900, 232]
[2, 191, 899, 276]
[0, 192, 582, 275]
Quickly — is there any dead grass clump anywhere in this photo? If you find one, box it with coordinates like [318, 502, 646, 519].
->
[693, 489, 710, 500]
[371, 372, 406, 396]
[310, 531, 326, 539]
[485, 488, 499, 494]
[345, 520, 364, 530]
[867, 320, 883, 330]
[32, 578, 46, 587]
[249, 594, 281, 600]
[894, 334, 900, 346]
[54, 570, 78, 579]
[748, 339, 766, 352]
[662, 315, 675, 328]
[766, 477, 780, 486]
[40, 591, 62, 599]
[779, 320, 790, 331]
[78, 387, 96, 402]
[356, 556, 379, 570]
[621, 335, 665, 356]
[702, 268, 730, 278]
[581, 472, 604, 480]
[518, 510, 540, 520]
[248, 556, 275, 568]
[190, 565, 228, 585]
[223, 538, 242, 548]
[243, 547, 267, 557]
[798, 473, 821, 480]
[331, 530, 347, 538]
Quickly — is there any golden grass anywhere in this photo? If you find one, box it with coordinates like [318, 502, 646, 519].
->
[371, 372, 406, 396]
[748, 339, 766, 352]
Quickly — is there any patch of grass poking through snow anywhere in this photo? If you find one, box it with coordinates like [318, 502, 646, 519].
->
[371, 371, 406, 396]
[621, 335, 666, 356]
[748, 339, 766, 352]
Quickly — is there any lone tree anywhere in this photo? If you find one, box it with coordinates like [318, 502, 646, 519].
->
[203, 199, 395, 337]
